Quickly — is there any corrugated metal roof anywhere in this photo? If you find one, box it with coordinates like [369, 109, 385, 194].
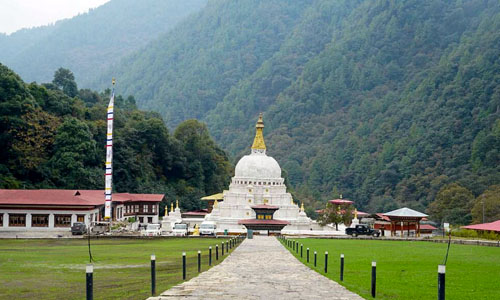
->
[383, 207, 428, 217]
[0, 189, 163, 206]
[201, 193, 224, 200]
[462, 220, 500, 232]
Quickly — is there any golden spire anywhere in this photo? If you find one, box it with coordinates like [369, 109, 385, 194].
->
[213, 200, 218, 208]
[354, 208, 358, 219]
[165, 205, 168, 217]
[170, 202, 174, 213]
[300, 202, 305, 212]
[176, 199, 179, 209]
[112, 78, 116, 85]
[251, 113, 266, 151]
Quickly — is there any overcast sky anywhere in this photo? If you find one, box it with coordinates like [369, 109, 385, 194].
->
[0, 0, 110, 35]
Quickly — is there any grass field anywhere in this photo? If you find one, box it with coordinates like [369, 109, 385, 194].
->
[0, 237, 236, 300]
[282, 238, 500, 299]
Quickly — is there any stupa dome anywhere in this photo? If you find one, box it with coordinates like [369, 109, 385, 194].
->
[235, 153, 281, 179]
[234, 113, 282, 179]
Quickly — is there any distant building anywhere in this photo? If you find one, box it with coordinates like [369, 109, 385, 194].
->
[0, 189, 163, 234]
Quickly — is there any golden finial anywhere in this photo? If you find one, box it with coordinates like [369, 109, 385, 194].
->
[213, 200, 218, 208]
[112, 78, 116, 85]
[165, 205, 168, 217]
[176, 199, 179, 209]
[291, 198, 294, 205]
[170, 202, 174, 213]
[354, 208, 358, 219]
[339, 194, 342, 199]
[251, 113, 266, 150]
[300, 202, 305, 212]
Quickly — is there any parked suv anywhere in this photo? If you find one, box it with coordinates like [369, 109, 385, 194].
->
[71, 222, 87, 235]
[345, 224, 380, 237]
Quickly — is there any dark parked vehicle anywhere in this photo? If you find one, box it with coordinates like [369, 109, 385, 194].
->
[71, 222, 87, 235]
[345, 224, 380, 237]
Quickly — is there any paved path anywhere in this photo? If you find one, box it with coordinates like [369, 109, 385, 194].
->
[148, 236, 363, 300]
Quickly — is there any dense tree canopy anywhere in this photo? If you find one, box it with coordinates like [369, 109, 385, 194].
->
[0, 64, 231, 213]
[91, 0, 500, 218]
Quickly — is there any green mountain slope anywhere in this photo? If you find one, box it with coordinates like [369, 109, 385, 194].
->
[93, 0, 312, 126]
[100, 0, 499, 212]
[0, 64, 231, 212]
[0, 0, 207, 86]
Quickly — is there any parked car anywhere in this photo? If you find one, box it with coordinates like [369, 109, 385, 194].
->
[345, 224, 380, 237]
[200, 221, 217, 236]
[71, 222, 87, 235]
[172, 223, 188, 236]
[141, 223, 162, 236]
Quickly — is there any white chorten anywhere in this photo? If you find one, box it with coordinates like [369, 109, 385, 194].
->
[204, 114, 323, 233]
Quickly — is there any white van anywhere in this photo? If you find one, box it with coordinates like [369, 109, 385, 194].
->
[200, 221, 217, 236]
[141, 223, 162, 236]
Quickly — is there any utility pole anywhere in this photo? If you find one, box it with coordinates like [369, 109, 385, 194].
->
[482, 195, 485, 223]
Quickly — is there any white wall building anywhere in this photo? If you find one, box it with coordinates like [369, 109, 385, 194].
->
[0, 189, 163, 236]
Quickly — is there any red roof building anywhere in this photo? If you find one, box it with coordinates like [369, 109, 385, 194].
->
[0, 189, 164, 233]
[462, 220, 500, 233]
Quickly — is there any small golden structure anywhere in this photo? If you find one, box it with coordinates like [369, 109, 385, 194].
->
[170, 202, 174, 213]
[176, 199, 179, 209]
[213, 199, 219, 208]
[193, 224, 200, 236]
[354, 208, 358, 219]
[112, 78, 116, 85]
[251, 113, 266, 150]
[300, 202, 305, 212]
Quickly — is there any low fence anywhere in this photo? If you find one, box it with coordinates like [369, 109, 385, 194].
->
[282, 234, 500, 247]
[279, 235, 447, 299]
[84, 235, 245, 300]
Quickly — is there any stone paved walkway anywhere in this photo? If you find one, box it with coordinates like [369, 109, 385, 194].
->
[148, 236, 363, 300]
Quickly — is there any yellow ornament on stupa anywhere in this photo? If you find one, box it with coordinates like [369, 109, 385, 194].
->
[300, 202, 305, 212]
[251, 113, 266, 151]
[170, 202, 174, 213]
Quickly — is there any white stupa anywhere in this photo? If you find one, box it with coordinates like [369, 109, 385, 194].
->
[204, 114, 331, 234]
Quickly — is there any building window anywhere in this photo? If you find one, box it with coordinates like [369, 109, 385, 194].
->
[0, 214, 3, 226]
[248, 189, 252, 193]
[148, 217, 153, 223]
[144, 205, 149, 213]
[139, 217, 144, 223]
[246, 212, 249, 216]
[248, 199, 252, 203]
[77, 215, 85, 222]
[54, 215, 71, 227]
[9, 214, 26, 227]
[32, 214, 49, 227]
[135, 205, 139, 212]
[152, 205, 156, 213]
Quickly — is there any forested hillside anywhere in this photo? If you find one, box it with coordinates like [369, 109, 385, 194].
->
[0, 0, 207, 86]
[94, 0, 499, 214]
[0, 64, 231, 212]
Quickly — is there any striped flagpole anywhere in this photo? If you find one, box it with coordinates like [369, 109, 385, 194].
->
[104, 79, 115, 220]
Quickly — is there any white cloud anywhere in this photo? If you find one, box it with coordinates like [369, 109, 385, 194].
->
[0, 0, 110, 34]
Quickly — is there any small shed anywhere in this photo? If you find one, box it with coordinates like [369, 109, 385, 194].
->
[383, 207, 428, 237]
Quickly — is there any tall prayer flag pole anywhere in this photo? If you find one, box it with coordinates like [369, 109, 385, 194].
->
[104, 78, 115, 220]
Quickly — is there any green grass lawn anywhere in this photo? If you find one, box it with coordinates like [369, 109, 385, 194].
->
[282, 238, 500, 299]
[0, 237, 237, 300]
